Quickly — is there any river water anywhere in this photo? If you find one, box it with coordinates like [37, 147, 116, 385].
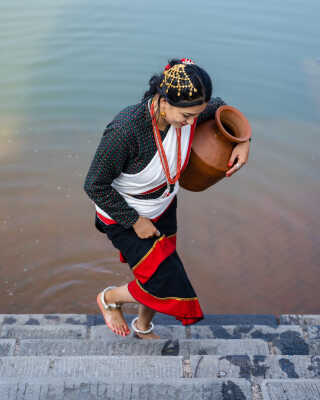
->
[1, 0, 319, 316]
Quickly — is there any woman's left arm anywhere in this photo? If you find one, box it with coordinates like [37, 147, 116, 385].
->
[226, 140, 251, 177]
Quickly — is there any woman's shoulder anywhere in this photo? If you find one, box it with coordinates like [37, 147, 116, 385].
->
[208, 96, 227, 108]
[197, 96, 227, 125]
[105, 99, 149, 136]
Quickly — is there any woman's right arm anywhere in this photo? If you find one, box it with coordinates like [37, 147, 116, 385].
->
[83, 121, 139, 228]
[84, 122, 160, 238]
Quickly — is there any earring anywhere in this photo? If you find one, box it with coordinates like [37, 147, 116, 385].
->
[160, 111, 166, 118]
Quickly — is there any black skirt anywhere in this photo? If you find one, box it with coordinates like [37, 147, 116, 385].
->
[95, 197, 204, 325]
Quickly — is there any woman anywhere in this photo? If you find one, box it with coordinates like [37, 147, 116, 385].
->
[84, 58, 250, 339]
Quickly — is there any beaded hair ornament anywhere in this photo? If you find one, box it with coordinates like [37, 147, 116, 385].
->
[160, 58, 198, 97]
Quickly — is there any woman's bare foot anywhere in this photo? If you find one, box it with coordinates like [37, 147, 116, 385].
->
[133, 319, 160, 340]
[97, 288, 130, 337]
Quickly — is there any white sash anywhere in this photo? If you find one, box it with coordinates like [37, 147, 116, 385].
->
[95, 123, 192, 220]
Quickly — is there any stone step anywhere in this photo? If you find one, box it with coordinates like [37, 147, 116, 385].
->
[0, 356, 183, 380]
[1, 379, 320, 400]
[2, 324, 319, 356]
[0, 313, 279, 327]
[0, 378, 320, 400]
[0, 322, 311, 341]
[0, 378, 253, 400]
[190, 355, 320, 381]
[261, 379, 320, 400]
[11, 338, 270, 357]
[0, 314, 88, 326]
[2, 313, 320, 328]
[189, 324, 304, 339]
[280, 315, 320, 326]
[0, 339, 16, 356]
[1, 355, 320, 382]
[0, 323, 186, 340]
[0, 324, 88, 340]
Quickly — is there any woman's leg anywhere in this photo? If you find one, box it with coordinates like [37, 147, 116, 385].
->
[102, 284, 159, 339]
[102, 283, 136, 336]
[134, 304, 160, 339]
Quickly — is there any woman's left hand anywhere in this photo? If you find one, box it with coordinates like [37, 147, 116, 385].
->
[226, 140, 251, 177]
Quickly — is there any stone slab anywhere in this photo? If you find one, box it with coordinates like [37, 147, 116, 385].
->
[280, 315, 320, 326]
[0, 314, 278, 327]
[0, 379, 252, 400]
[0, 356, 183, 380]
[261, 379, 320, 399]
[306, 326, 320, 340]
[190, 355, 320, 381]
[189, 324, 310, 356]
[16, 338, 269, 357]
[88, 313, 276, 327]
[190, 324, 303, 340]
[17, 339, 182, 357]
[0, 339, 16, 356]
[192, 315, 278, 327]
[271, 329, 309, 356]
[87, 313, 182, 326]
[307, 341, 320, 356]
[0, 325, 87, 339]
[90, 324, 186, 340]
[0, 314, 88, 326]
[180, 339, 269, 356]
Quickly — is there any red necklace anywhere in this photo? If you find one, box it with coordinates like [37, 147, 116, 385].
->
[150, 101, 182, 187]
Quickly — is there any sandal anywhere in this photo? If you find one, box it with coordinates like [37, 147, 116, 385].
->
[131, 316, 155, 335]
[96, 286, 130, 336]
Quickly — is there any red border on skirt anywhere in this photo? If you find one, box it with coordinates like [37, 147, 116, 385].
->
[133, 235, 176, 284]
[128, 279, 204, 326]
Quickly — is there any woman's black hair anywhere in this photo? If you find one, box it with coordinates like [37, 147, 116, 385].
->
[143, 58, 212, 108]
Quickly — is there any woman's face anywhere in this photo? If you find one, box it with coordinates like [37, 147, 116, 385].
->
[161, 99, 208, 129]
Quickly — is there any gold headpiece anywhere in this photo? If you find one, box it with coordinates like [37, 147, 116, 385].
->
[160, 64, 198, 97]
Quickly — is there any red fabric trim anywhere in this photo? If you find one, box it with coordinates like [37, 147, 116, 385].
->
[139, 182, 166, 195]
[128, 279, 204, 326]
[96, 212, 117, 225]
[181, 118, 197, 173]
[96, 195, 175, 227]
[132, 235, 176, 284]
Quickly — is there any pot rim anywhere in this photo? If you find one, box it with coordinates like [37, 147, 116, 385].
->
[215, 105, 252, 143]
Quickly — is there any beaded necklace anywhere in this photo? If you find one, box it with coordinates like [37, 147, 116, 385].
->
[150, 100, 182, 197]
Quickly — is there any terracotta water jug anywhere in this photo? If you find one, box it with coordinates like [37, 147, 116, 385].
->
[179, 105, 251, 191]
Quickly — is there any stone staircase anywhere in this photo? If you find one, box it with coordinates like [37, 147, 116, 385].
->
[1, 313, 320, 399]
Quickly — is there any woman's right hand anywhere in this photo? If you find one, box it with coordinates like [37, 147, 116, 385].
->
[133, 216, 160, 239]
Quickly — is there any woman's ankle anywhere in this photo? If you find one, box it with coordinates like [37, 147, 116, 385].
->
[104, 287, 120, 306]
[104, 284, 136, 306]
[136, 317, 152, 330]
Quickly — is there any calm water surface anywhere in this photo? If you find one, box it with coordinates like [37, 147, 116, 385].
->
[1, 0, 319, 315]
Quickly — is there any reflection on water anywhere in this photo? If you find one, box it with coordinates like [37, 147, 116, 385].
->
[304, 58, 320, 112]
[0, 118, 319, 315]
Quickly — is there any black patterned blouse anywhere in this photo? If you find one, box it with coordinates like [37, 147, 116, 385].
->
[84, 97, 226, 228]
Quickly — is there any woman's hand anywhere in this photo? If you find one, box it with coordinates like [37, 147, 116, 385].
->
[133, 216, 161, 239]
[226, 140, 251, 177]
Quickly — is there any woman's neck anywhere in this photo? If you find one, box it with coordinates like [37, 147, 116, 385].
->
[152, 95, 169, 131]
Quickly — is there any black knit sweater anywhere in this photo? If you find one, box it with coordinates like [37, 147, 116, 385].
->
[84, 97, 226, 228]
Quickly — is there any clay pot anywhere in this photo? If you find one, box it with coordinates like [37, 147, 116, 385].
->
[179, 105, 251, 192]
